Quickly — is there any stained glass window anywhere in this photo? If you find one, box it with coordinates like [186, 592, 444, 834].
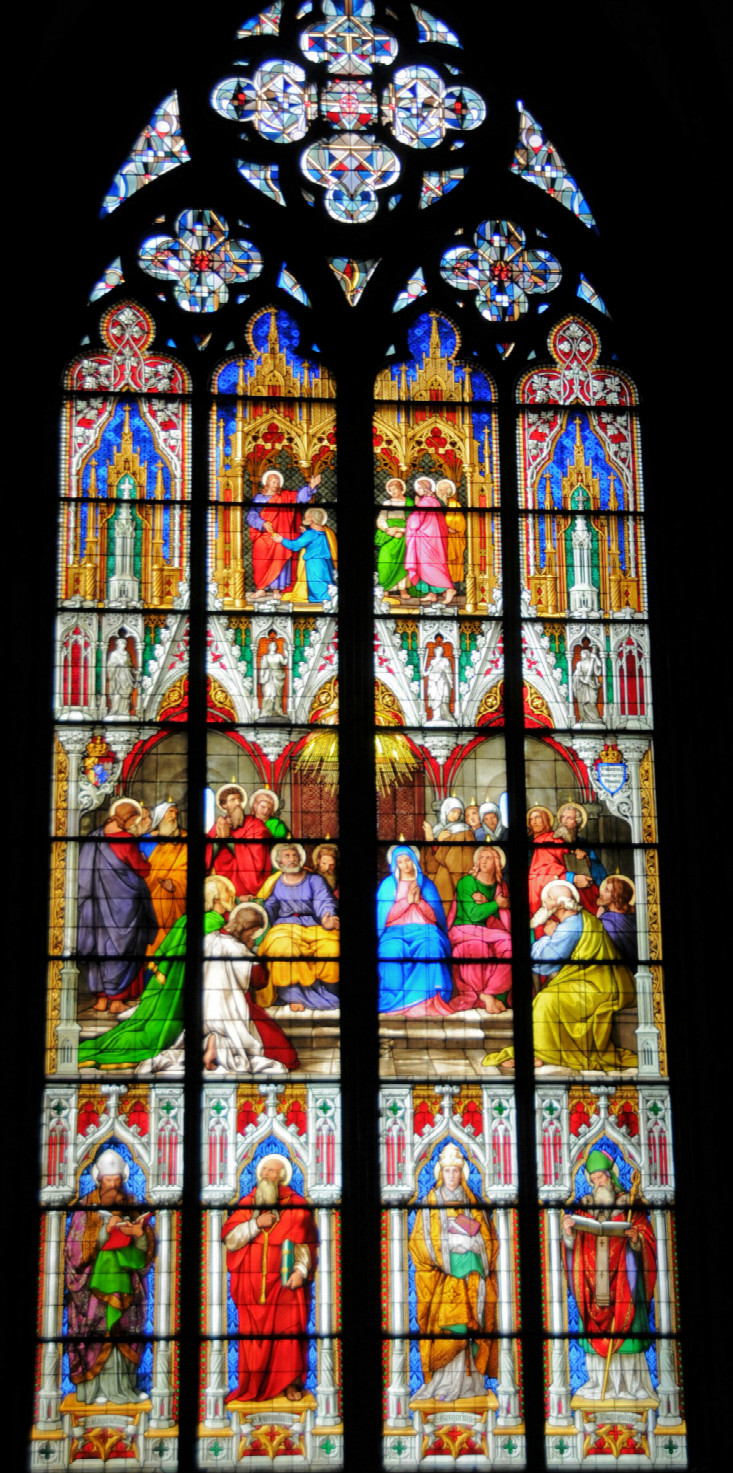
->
[20, 3, 722, 1471]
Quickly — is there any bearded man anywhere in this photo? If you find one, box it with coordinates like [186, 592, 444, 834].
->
[222, 1155, 318, 1403]
[405, 475, 456, 606]
[64, 1147, 155, 1405]
[312, 843, 339, 897]
[207, 784, 274, 898]
[562, 1148, 657, 1402]
[485, 880, 637, 1072]
[247, 468, 321, 601]
[409, 1143, 499, 1403]
[78, 797, 159, 1014]
[145, 801, 187, 953]
[256, 843, 340, 1010]
[553, 802, 606, 915]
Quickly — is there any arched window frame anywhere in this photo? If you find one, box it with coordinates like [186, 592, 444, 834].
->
[12, 3, 727, 1469]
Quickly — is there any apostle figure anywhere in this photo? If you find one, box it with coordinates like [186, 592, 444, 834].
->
[409, 1143, 499, 1403]
[106, 636, 137, 718]
[203, 901, 295, 1074]
[375, 477, 414, 600]
[425, 641, 455, 724]
[312, 842, 339, 898]
[256, 842, 340, 1010]
[597, 875, 638, 967]
[435, 477, 466, 586]
[271, 506, 337, 605]
[258, 637, 288, 718]
[145, 800, 187, 953]
[562, 1147, 657, 1402]
[248, 788, 290, 841]
[485, 879, 637, 1072]
[64, 1147, 155, 1405]
[573, 645, 604, 723]
[422, 796, 476, 909]
[448, 846, 512, 1013]
[405, 475, 456, 606]
[527, 804, 567, 933]
[554, 802, 606, 915]
[247, 469, 320, 601]
[207, 784, 274, 898]
[377, 844, 452, 1013]
[223, 1154, 318, 1403]
[78, 797, 159, 1015]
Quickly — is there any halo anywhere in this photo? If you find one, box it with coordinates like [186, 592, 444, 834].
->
[386, 843, 419, 869]
[272, 840, 306, 871]
[541, 878, 581, 908]
[229, 901, 269, 941]
[90, 1147, 130, 1183]
[414, 474, 435, 493]
[312, 842, 339, 868]
[109, 797, 142, 820]
[256, 1152, 292, 1185]
[556, 800, 588, 830]
[605, 873, 636, 905]
[474, 844, 506, 871]
[433, 1143, 469, 1182]
[205, 873, 237, 909]
[261, 468, 284, 487]
[249, 787, 280, 815]
[527, 805, 553, 829]
[216, 783, 246, 812]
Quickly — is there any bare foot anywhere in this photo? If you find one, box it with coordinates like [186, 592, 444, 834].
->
[498, 1058, 515, 1072]
[285, 1382, 303, 1402]
[204, 1058, 218, 1071]
[398, 589, 412, 602]
[534, 1056, 546, 1069]
[289, 1003, 305, 1013]
[420, 592, 437, 604]
[480, 994, 506, 1014]
[93, 997, 108, 1012]
[109, 1000, 127, 1015]
[442, 589, 456, 605]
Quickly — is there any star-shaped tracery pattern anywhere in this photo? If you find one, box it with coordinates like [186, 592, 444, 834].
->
[441, 218, 561, 322]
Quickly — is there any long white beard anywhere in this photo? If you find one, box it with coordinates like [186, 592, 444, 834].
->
[255, 1179, 279, 1207]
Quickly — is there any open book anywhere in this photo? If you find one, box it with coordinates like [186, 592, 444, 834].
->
[566, 1213, 629, 1237]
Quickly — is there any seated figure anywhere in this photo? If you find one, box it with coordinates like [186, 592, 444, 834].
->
[256, 843, 340, 1011]
[377, 844, 452, 1013]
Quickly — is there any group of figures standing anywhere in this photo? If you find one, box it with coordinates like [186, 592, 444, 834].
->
[246, 468, 337, 606]
[77, 782, 341, 1077]
[376, 475, 466, 605]
[377, 794, 639, 1076]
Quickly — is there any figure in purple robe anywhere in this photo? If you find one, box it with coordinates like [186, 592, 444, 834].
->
[598, 876, 638, 968]
[64, 1148, 155, 1405]
[256, 842, 340, 1010]
[77, 800, 159, 1009]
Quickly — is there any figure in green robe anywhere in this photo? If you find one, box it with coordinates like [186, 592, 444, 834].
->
[375, 478, 415, 596]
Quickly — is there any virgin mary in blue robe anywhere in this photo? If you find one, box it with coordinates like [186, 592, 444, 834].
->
[377, 845, 452, 1013]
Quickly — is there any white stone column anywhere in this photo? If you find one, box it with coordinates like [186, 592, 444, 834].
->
[56, 733, 88, 1075]
[36, 1211, 64, 1429]
[149, 1209, 175, 1427]
[315, 1211, 339, 1426]
[385, 1208, 411, 1426]
[546, 1211, 573, 1426]
[652, 1210, 681, 1424]
[203, 1209, 229, 1428]
[494, 1208, 520, 1425]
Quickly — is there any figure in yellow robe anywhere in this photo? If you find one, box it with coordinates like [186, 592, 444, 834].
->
[145, 803, 187, 954]
[409, 1145, 499, 1401]
[436, 478, 467, 585]
[484, 884, 637, 1072]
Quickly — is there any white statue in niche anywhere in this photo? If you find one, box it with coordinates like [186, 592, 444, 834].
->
[258, 637, 288, 719]
[425, 642, 455, 725]
[573, 645, 603, 724]
[107, 636, 137, 718]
